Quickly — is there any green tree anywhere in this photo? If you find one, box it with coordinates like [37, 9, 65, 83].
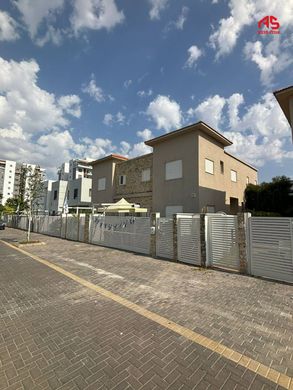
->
[245, 176, 293, 216]
[23, 166, 44, 241]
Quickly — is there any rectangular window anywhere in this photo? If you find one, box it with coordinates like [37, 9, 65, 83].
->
[206, 205, 215, 213]
[246, 176, 249, 184]
[220, 161, 224, 174]
[141, 168, 151, 182]
[119, 175, 126, 185]
[205, 159, 214, 175]
[89, 188, 92, 197]
[98, 177, 106, 191]
[165, 160, 182, 180]
[74, 188, 78, 199]
[231, 170, 237, 182]
[53, 190, 57, 200]
[165, 205, 183, 217]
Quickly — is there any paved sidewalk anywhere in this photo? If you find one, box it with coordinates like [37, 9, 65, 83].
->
[0, 228, 292, 389]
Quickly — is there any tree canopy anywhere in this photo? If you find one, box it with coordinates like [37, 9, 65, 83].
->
[244, 176, 293, 217]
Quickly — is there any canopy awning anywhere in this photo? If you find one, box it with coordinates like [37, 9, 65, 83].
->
[97, 198, 148, 213]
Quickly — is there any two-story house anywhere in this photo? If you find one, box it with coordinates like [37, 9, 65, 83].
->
[91, 122, 258, 216]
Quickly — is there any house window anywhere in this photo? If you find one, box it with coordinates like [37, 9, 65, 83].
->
[142, 168, 150, 182]
[98, 177, 106, 191]
[246, 176, 249, 184]
[74, 188, 78, 199]
[53, 190, 57, 200]
[220, 161, 224, 174]
[206, 205, 215, 213]
[89, 188, 92, 197]
[119, 175, 126, 185]
[165, 205, 183, 217]
[165, 160, 182, 180]
[205, 159, 214, 175]
[231, 170, 237, 182]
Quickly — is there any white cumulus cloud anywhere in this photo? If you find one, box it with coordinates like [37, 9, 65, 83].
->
[149, 0, 169, 20]
[209, 0, 293, 59]
[188, 91, 292, 167]
[244, 39, 293, 86]
[137, 128, 153, 141]
[82, 77, 106, 102]
[14, 0, 65, 40]
[103, 112, 125, 126]
[184, 45, 203, 69]
[71, 0, 125, 35]
[0, 10, 19, 41]
[147, 95, 182, 132]
[189, 95, 226, 129]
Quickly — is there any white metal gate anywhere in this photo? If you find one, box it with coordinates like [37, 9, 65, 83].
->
[249, 217, 293, 283]
[89, 215, 150, 255]
[156, 218, 173, 259]
[177, 215, 201, 265]
[206, 214, 240, 270]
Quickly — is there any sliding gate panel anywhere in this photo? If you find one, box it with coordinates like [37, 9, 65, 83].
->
[156, 218, 173, 259]
[249, 217, 293, 283]
[206, 214, 240, 271]
[177, 215, 201, 265]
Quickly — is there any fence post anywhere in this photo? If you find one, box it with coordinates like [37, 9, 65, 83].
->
[172, 214, 178, 262]
[200, 214, 207, 267]
[84, 214, 90, 243]
[77, 213, 80, 241]
[150, 213, 159, 257]
[237, 212, 249, 274]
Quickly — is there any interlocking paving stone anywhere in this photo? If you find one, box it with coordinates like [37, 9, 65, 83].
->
[0, 228, 292, 389]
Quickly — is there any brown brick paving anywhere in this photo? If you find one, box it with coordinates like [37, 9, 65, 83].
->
[0, 228, 292, 389]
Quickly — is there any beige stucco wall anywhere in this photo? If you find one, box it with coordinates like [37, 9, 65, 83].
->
[198, 132, 258, 213]
[91, 160, 116, 205]
[152, 131, 199, 216]
[114, 154, 153, 211]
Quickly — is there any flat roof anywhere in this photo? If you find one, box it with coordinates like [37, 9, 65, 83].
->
[144, 121, 233, 147]
[224, 151, 258, 171]
[90, 154, 128, 165]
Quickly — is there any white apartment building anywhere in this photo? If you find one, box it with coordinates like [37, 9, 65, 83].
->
[0, 160, 22, 205]
[50, 180, 68, 215]
[49, 158, 93, 214]
[0, 159, 46, 206]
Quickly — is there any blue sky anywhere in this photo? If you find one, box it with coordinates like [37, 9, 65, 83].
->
[0, 0, 292, 181]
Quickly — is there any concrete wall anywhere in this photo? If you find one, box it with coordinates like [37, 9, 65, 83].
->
[91, 160, 116, 205]
[198, 131, 258, 213]
[114, 154, 153, 211]
[152, 131, 199, 216]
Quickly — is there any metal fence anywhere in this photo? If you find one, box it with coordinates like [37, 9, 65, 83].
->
[89, 215, 151, 254]
[248, 217, 293, 283]
[3, 213, 293, 283]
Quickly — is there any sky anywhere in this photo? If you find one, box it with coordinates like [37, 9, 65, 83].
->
[0, 0, 292, 181]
